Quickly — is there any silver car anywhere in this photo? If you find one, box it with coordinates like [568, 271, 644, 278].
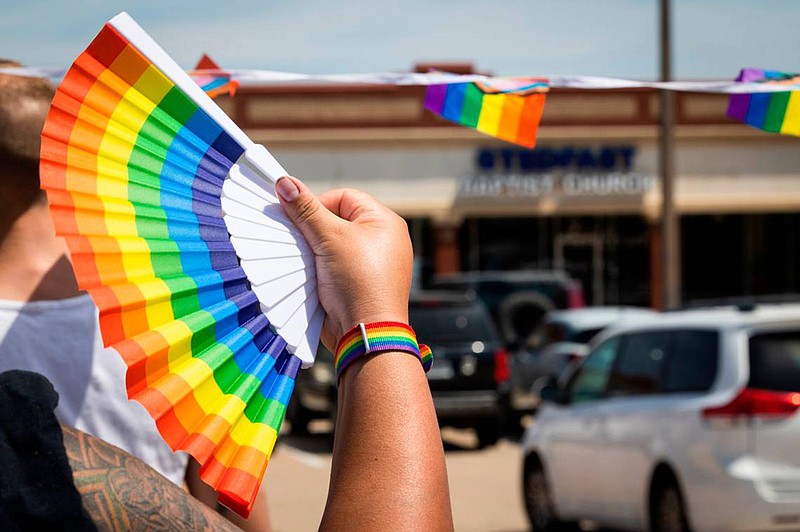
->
[522, 304, 800, 531]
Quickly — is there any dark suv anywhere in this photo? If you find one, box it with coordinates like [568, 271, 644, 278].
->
[287, 292, 510, 447]
[429, 270, 585, 347]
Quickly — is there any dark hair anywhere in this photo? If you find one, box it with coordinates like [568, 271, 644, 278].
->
[0, 59, 55, 169]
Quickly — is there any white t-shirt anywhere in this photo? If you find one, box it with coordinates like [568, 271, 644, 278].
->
[0, 294, 188, 485]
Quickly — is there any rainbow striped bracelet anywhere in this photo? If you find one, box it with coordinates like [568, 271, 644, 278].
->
[334, 322, 433, 382]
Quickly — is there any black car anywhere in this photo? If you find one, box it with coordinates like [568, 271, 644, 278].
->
[287, 291, 511, 448]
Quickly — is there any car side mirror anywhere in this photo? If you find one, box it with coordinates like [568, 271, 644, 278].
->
[533, 375, 564, 404]
[540, 382, 561, 403]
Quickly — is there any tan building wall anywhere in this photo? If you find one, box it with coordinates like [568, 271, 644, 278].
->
[219, 85, 800, 223]
[220, 80, 800, 306]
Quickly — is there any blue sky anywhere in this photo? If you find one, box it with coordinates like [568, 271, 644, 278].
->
[2, 0, 799, 80]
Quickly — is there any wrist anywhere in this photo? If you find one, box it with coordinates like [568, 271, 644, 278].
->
[334, 321, 432, 382]
[332, 309, 409, 348]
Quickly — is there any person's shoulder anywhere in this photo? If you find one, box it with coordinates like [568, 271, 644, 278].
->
[0, 293, 93, 314]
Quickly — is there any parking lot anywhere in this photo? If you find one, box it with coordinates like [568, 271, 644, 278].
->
[266, 424, 529, 532]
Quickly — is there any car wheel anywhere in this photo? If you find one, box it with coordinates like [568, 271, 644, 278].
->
[475, 420, 500, 448]
[497, 291, 555, 346]
[286, 396, 312, 435]
[505, 408, 526, 438]
[653, 479, 689, 532]
[523, 458, 572, 531]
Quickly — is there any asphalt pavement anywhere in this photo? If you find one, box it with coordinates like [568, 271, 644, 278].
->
[264, 422, 530, 531]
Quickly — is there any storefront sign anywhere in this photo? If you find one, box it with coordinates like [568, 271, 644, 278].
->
[462, 145, 654, 198]
[477, 145, 636, 173]
[459, 172, 656, 197]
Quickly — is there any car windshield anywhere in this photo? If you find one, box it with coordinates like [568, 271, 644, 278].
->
[749, 331, 800, 392]
[573, 327, 605, 344]
[410, 304, 496, 343]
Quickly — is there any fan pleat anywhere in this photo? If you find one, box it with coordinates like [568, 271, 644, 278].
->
[202, 353, 301, 515]
[131, 316, 283, 449]
[223, 216, 304, 246]
[222, 170, 302, 239]
[91, 268, 252, 346]
[221, 197, 301, 239]
[273, 289, 320, 344]
[114, 291, 262, 396]
[177, 333, 281, 464]
[296, 306, 325, 363]
[120, 300, 266, 410]
[63, 235, 239, 289]
[240, 255, 313, 285]
[222, 178, 299, 231]
[225, 166, 278, 203]
[249, 269, 316, 308]
[51, 205, 229, 241]
[65, 51, 237, 177]
[238, 250, 314, 285]
[41, 143, 225, 207]
[229, 236, 305, 260]
[41, 156, 224, 214]
[46, 189, 230, 234]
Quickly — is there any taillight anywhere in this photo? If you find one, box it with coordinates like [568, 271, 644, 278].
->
[702, 388, 800, 419]
[567, 283, 585, 309]
[494, 348, 509, 384]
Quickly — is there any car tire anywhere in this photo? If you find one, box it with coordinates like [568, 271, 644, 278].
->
[523, 457, 574, 531]
[475, 420, 501, 448]
[652, 477, 690, 532]
[286, 396, 312, 436]
[497, 291, 555, 346]
[505, 408, 526, 438]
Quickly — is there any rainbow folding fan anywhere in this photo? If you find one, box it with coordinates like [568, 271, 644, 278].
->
[39, 12, 323, 517]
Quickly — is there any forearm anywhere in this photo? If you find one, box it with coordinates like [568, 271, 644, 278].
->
[61, 425, 239, 531]
[320, 353, 453, 531]
[274, 179, 452, 530]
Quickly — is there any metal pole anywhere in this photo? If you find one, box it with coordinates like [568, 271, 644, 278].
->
[660, 0, 681, 309]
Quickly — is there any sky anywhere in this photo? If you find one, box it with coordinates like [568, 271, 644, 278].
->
[1, 0, 799, 81]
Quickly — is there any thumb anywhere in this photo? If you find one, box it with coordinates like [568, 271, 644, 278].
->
[275, 176, 340, 252]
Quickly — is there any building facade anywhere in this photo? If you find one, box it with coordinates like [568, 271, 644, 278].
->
[220, 67, 800, 308]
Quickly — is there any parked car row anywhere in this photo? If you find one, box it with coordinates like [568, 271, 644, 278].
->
[522, 303, 800, 531]
[288, 290, 511, 447]
[288, 272, 644, 447]
[509, 306, 656, 419]
[430, 270, 585, 347]
[288, 270, 800, 531]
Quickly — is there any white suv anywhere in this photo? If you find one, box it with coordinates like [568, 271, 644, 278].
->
[521, 305, 800, 531]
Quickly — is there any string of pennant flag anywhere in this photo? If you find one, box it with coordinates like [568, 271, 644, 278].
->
[2, 61, 797, 148]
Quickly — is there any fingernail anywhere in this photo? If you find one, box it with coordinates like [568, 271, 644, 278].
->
[276, 177, 300, 202]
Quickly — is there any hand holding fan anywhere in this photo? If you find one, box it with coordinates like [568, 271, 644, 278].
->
[40, 12, 322, 517]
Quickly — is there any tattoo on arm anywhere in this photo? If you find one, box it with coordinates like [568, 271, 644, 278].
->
[60, 425, 239, 531]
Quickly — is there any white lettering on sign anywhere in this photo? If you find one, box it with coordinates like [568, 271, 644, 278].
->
[459, 173, 655, 198]
[561, 173, 656, 196]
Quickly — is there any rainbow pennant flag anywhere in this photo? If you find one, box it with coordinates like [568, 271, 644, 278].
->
[190, 54, 239, 99]
[424, 77, 548, 148]
[727, 68, 800, 136]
